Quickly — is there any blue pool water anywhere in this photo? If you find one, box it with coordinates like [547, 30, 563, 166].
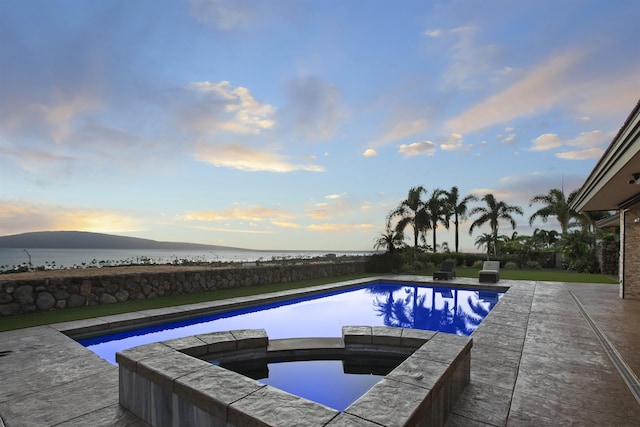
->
[80, 282, 503, 365]
[259, 359, 387, 411]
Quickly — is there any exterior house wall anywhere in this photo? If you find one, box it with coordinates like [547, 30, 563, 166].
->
[623, 205, 640, 299]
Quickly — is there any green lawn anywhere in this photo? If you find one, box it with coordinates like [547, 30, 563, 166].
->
[451, 267, 618, 284]
[0, 269, 617, 332]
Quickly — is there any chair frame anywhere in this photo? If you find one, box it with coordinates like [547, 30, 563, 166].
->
[478, 261, 500, 283]
[433, 261, 456, 280]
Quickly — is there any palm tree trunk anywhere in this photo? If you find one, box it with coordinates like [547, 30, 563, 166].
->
[454, 216, 460, 253]
[432, 228, 437, 253]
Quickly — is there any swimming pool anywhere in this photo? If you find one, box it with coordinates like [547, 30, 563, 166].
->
[80, 281, 504, 365]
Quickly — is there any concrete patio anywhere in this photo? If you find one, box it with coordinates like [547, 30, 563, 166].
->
[1, 275, 639, 426]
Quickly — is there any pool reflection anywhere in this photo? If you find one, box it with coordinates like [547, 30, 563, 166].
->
[368, 284, 501, 335]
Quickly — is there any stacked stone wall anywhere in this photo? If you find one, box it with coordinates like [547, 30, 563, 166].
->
[624, 206, 640, 299]
[0, 262, 366, 316]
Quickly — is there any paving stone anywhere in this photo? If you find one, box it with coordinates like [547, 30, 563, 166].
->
[470, 330, 525, 352]
[451, 382, 512, 426]
[471, 341, 521, 368]
[230, 328, 268, 349]
[513, 361, 640, 420]
[115, 342, 173, 370]
[470, 358, 518, 390]
[371, 325, 402, 346]
[54, 403, 150, 426]
[325, 413, 381, 426]
[508, 390, 640, 427]
[345, 378, 429, 427]
[0, 350, 115, 399]
[161, 335, 208, 356]
[136, 351, 211, 390]
[342, 326, 372, 344]
[0, 370, 119, 426]
[386, 355, 449, 391]
[444, 413, 497, 427]
[196, 330, 237, 353]
[174, 364, 264, 420]
[400, 328, 436, 347]
[229, 385, 339, 426]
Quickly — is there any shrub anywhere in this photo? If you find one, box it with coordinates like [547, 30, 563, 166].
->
[471, 260, 484, 269]
[503, 261, 519, 270]
[365, 253, 402, 273]
[525, 260, 542, 270]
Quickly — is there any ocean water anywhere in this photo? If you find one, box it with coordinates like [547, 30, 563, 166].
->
[0, 248, 374, 271]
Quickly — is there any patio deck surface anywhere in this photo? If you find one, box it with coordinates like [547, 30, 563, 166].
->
[1, 275, 639, 426]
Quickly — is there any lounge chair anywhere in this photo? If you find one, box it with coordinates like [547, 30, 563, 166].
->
[433, 260, 456, 280]
[479, 261, 500, 283]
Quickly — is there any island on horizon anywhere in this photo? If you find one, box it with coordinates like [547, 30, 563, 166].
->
[0, 231, 249, 251]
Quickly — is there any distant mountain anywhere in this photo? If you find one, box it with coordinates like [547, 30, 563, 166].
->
[0, 231, 246, 251]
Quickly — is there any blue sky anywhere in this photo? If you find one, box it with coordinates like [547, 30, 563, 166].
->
[1, 0, 639, 251]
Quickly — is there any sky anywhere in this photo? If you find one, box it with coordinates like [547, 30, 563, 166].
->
[1, 0, 639, 252]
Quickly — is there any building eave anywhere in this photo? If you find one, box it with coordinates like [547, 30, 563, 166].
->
[570, 99, 640, 212]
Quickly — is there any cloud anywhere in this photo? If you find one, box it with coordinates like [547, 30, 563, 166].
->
[305, 199, 352, 220]
[0, 145, 76, 173]
[571, 67, 640, 119]
[307, 223, 373, 232]
[363, 148, 377, 157]
[566, 130, 610, 148]
[437, 26, 507, 91]
[326, 194, 342, 200]
[440, 133, 464, 151]
[180, 206, 294, 222]
[445, 51, 586, 134]
[0, 89, 100, 145]
[270, 220, 302, 229]
[178, 205, 306, 233]
[188, 0, 254, 30]
[373, 119, 429, 147]
[0, 201, 142, 236]
[530, 130, 610, 158]
[282, 76, 342, 140]
[192, 141, 324, 172]
[556, 148, 604, 160]
[500, 134, 517, 144]
[188, 225, 274, 234]
[530, 133, 563, 151]
[398, 141, 436, 157]
[423, 29, 442, 38]
[183, 81, 276, 135]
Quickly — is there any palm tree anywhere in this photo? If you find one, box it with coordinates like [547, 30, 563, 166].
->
[387, 186, 430, 259]
[499, 231, 527, 254]
[474, 233, 494, 259]
[469, 193, 524, 257]
[445, 186, 478, 253]
[425, 189, 449, 253]
[373, 227, 404, 253]
[529, 188, 578, 235]
[531, 228, 559, 250]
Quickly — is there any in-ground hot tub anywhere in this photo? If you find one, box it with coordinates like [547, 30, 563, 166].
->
[118, 327, 472, 426]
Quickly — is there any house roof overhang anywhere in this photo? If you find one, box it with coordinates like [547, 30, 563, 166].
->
[570, 99, 640, 213]
[596, 212, 620, 229]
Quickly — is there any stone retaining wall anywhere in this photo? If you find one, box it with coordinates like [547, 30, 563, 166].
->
[0, 262, 366, 316]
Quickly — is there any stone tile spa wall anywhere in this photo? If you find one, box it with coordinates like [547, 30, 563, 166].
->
[0, 262, 366, 316]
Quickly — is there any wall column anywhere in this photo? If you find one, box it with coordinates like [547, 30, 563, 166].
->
[623, 205, 640, 299]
